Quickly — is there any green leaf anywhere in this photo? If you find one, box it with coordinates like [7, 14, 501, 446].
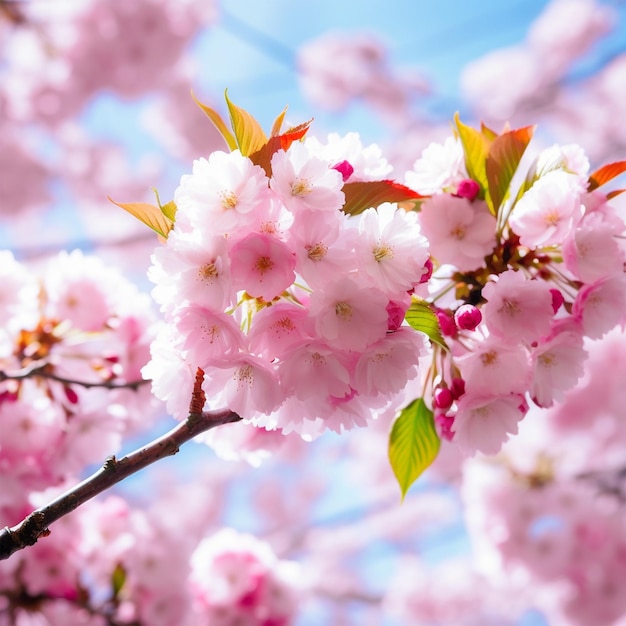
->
[454, 112, 490, 205]
[588, 161, 626, 191]
[341, 180, 425, 216]
[108, 197, 173, 239]
[152, 188, 177, 222]
[191, 91, 237, 151]
[405, 298, 447, 349]
[485, 125, 534, 215]
[388, 398, 441, 500]
[112, 563, 126, 597]
[225, 90, 267, 156]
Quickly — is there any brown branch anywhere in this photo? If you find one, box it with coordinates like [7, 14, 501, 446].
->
[0, 407, 242, 560]
[0, 362, 149, 391]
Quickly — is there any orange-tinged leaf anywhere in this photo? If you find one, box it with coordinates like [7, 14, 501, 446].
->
[480, 121, 499, 142]
[277, 119, 313, 150]
[342, 180, 425, 216]
[270, 105, 288, 136]
[588, 161, 626, 191]
[108, 197, 173, 239]
[225, 90, 267, 156]
[485, 125, 534, 215]
[249, 119, 313, 176]
[607, 188, 626, 200]
[191, 91, 237, 151]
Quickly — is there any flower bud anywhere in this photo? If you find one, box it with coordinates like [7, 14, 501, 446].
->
[436, 308, 457, 337]
[455, 178, 480, 201]
[433, 386, 453, 410]
[454, 304, 482, 331]
[331, 160, 354, 182]
[450, 377, 465, 399]
[418, 258, 433, 284]
[550, 288, 565, 313]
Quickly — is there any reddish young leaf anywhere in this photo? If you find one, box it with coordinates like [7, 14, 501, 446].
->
[249, 119, 313, 177]
[485, 125, 534, 214]
[607, 188, 626, 200]
[588, 161, 626, 191]
[342, 180, 425, 216]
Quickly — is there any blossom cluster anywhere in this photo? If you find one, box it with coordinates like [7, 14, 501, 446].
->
[0, 250, 158, 509]
[0, 491, 299, 626]
[144, 131, 431, 440]
[405, 131, 626, 457]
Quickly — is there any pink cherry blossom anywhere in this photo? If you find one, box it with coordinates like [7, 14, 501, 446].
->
[269, 141, 345, 213]
[353, 328, 425, 396]
[458, 339, 531, 396]
[405, 136, 466, 194]
[308, 278, 389, 351]
[418, 194, 496, 271]
[452, 393, 528, 455]
[174, 150, 270, 235]
[531, 329, 587, 407]
[248, 302, 312, 360]
[202, 355, 284, 418]
[563, 213, 624, 283]
[573, 274, 626, 339]
[481, 270, 554, 343]
[175, 305, 247, 368]
[229, 232, 296, 302]
[354, 202, 429, 295]
[509, 170, 583, 248]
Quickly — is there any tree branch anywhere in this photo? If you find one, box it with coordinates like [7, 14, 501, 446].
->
[0, 407, 242, 560]
[0, 362, 149, 391]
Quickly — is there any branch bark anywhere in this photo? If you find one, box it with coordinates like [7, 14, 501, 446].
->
[0, 407, 241, 560]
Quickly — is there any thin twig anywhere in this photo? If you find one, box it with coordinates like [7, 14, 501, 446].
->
[0, 363, 149, 391]
[0, 407, 241, 560]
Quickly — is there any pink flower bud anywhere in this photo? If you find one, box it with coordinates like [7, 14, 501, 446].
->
[454, 304, 482, 331]
[386, 299, 408, 331]
[550, 288, 565, 313]
[64, 385, 79, 404]
[418, 258, 433, 284]
[433, 386, 453, 410]
[455, 178, 480, 201]
[331, 160, 354, 182]
[435, 411, 455, 441]
[436, 308, 457, 337]
[450, 377, 465, 399]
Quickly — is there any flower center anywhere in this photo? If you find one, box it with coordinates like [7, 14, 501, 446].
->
[451, 225, 466, 240]
[220, 190, 238, 210]
[235, 364, 254, 388]
[292, 178, 312, 196]
[480, 350, 498, 366]
[199, 262, 218, 283]
[373, 242, 394, 262]
[335, 301, 353, 321]
[544, 210, 560, 227]
[499, 298, 520, 317]
[306, 242, 328, 262]
[255, 256, 274, 274]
